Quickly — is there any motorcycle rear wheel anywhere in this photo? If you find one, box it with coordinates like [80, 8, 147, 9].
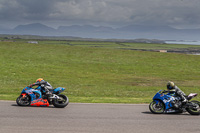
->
[52, 94, 69, 108]
[186, 101, 200, 115]
[149, 101, 165, 114]
[16, 95, 31, 106]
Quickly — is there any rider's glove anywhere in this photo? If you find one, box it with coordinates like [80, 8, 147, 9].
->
[163, 90, 168, 93]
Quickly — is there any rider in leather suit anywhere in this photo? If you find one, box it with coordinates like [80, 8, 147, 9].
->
[28, 78, 53, 96]
[167, 81, 188, 103]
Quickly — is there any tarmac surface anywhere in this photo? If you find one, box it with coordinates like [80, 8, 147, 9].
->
[0, 101, 200, 133]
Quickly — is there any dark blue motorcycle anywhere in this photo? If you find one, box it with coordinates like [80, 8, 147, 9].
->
[149, 90, 200, 115]
[16, 86, 69, 108]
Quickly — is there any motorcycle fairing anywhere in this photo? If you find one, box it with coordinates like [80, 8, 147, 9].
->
[21, 87, 49, 107]
[30, 98, 49, 107]
[153, 90, 188, 113]
[153, 91, 174, 110]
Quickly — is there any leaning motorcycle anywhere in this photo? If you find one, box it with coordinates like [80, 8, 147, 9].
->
[16, 86, 69, 108]
[149, 90, 200, 115]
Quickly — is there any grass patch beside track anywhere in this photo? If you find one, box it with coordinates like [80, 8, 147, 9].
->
[1, 40, 200, 103]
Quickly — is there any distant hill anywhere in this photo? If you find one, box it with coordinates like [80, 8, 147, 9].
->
[1, 23, 200, 40]
[58, 25, 114, 32]
[13, 23, 55, 36]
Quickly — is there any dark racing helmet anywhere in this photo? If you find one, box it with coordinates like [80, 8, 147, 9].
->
[167, 81, 175, 90]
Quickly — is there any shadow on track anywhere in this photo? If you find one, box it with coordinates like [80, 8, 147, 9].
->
[141, 111, 190, 115]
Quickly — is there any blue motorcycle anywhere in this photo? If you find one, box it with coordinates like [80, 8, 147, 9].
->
[16, 86, 69, 108]
[149, 90, 200, 115]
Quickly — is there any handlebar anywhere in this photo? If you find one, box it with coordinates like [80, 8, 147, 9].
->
[162, 90, 168, 93]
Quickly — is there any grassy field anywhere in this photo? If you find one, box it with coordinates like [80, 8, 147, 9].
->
[1, 40, 200, 103]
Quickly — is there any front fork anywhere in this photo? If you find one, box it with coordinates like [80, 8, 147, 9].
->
[21, 93, 30, 100]
[21, 93, 27, 98]
[20, 93, 30, 102]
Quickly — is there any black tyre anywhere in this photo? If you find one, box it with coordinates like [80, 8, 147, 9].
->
[149, 101, 165, 114]
[186, 101, 200, 115]
[190, 100, 200, 104]
[52, 94, 69, 108]
[16, 95, 31, 106]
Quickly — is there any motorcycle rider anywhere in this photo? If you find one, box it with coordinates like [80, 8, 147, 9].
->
[167, 81, 188, 103]
[28, 78, 53, 96]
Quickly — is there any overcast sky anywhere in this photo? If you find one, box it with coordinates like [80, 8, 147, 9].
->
[1, 0, 200, 29]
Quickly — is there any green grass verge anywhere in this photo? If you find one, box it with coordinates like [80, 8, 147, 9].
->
[1, 40, 200, 103]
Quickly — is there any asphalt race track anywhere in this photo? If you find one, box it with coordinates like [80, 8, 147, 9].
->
[0, 101, 200, 133]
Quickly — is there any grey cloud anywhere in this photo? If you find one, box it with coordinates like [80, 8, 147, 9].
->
[0, 0, 200, 28]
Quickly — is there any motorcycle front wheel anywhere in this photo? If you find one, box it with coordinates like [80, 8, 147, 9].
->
[16, 95, 31, 106]
[149, 101, 165, 114]
[52, 94, 69, 108]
